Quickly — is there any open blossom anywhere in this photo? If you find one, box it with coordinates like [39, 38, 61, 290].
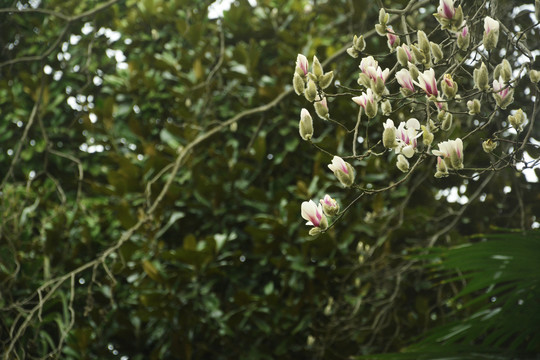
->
[301, 200, 328, 230]
[328, 156, 355, 187]
[359, 56, 379, 75]
[296, 54, 309, 76]
[395, 119, 421, 158]
[437, 0, 455, 19]
[432, 138, 464, 170]
[352, 88, 378, 118]
[396, 69, 415, 93]
[414, 68, 438, 97]
[320, 194, 339, 216]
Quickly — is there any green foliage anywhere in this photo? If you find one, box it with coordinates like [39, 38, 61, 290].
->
[0, 0, 538, 359]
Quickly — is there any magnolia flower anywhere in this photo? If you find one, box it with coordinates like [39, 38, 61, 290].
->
[314, 97, 329, 119]
[328, 156, 355, 187]
[395, 119, 421, 158]
[437, 0, 455, 20]
[396, 44, 414, 66]
[359, 56, 379, 75]
[483, 16, 499, 51]
[432, 138, 464, 169]
[396, 69, 415, 94]
[352, 88, 378, 118]
[301, 200, 328, 230]
[296, 54, 309, 76]
[386, 26, 400, 50]
[414, 68, 439, 98]
[492, 76, 514, 109]
[320, 194, 339, 216]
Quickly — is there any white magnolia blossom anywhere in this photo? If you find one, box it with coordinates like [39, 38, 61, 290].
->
[437, 0, 455, 19]
[391, 118, 421, 158]
[296, 54, 309, 76]
[432, 138, 464, 169]
[301, 200, 328, 229]
[396, 69, 415, 92]
[328, 156, 355, 187]
[414, 68, 439, 97]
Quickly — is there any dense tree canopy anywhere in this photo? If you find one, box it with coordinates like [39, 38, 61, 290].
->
[0, 0, 539, 359]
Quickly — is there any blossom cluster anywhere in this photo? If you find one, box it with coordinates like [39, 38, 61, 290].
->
[292, 0, 536, 234]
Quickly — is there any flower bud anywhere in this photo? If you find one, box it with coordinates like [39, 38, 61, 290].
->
[312, 56, 323, 78]
[500, 59, 512, 82]
[408, 62, 420, 80]
[386, 27, 400, 51]
[457, 23, 470, 50]
[508, 109, 526, 132]
[467, 99, 481, 114]
[434, 156, 449, 178]
[441, 74, 458, 99]
[319, 71, 334, 89]
[354, 35, 366, 51]
[328, 156, 355, 187]
[382, 119, 398, 149]
[530, 69, 540, 83]
[304, 79, 317, 102]
[536, 0, 540, 22]
[314, 97, 329, 120]
[381, 100, 392, 115]
[357, 73, 371, 88]
[482, 139, 498, 153]
[483, 16, 499, 51]
[473, 62, 489, 91]
[375, 23, 386, 36]
[430, 42, 444, 63]
[320, 194, 340, 217]
[309, 227, 322, 236]
[379, 8, 389, 25]
[299, 108, 314, 140]
[293, 72, 305, 95]
[441, 112, 453, 131]
[417, 30, 431, 61]
[296, 54, 309, 76]
[421, 125, 434, 146]
[365, 99, 378, 119]
[397, 45, 412, 67]
[396, 154, 410, 173]
[410, 44, 425, 65]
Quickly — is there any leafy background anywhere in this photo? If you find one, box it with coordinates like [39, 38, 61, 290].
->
[0, 0, 539, 359]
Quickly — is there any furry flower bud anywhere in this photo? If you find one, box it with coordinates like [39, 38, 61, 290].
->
[314, 97, 329, 120]
[421, 125, 434, 146]
[318, 71, 334, 89]
[473, 62, 489, 91]
[508, 109, 526, 132]
[530, 69, 540, 83]
[299, 108, 314, 140]
[396, 154, 410, 173]
[320, 194, 340, 217]
[430, 42, 444, 63]
[312, 56, 323, 78]
[441, 74, 458, 99]
[457, 23, 470, 50]
[441, 112, 453, 131]
[483, 16, 499, 51]
[482, 139, 498, 153]
[328, 156, 355, 187]
[304, 79, 318, 102]
[382, 119, 398, 149]
[293, 72, 305, 95]
[467, 99, 481, 115]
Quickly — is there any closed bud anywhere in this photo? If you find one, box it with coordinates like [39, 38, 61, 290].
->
[467, 99, 481, 114]
[441, 74, 458, 99]
[482, 139, 498, 153]
[421, 125, 434, 146]
[536, 0, 540, 22]
[508, 109, 526, 132]
[299, 108, 314, 140]
[397, 46, 410, 67]
[305, 79, 318, 102]
[501, 59, 512, 82]
[417, 31, 431, 58]
[354, 35, 366, 51]
[408, 62, 420, 80]
[319, 71, 334, 89]
[473, 62, 489, 91]
[320, 194, 340, 217]
[382, 119, 398, 149]
[410, 44, 426, 65]
[314, 97, 329, 120]
[434, 156, 449, 178]
[293, 72, 305, 95]
[381, 100, 392, 115]
[430, 42, 444, 63]
[357, 73, 371, 88]
[379, 8, 388, 25]
[365, 99, 378, 119]
[312, 56, 323, 78]
[483, 16, 500, 51]
[457, 29, 470, 50]
[530, 69, 540, 83]
[328, 156, 355, 187]
[309, 227, 322, 236]
[452, 6, 464, 30]
[396, 154, 410, 173]
[441, 112, 453, 131]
